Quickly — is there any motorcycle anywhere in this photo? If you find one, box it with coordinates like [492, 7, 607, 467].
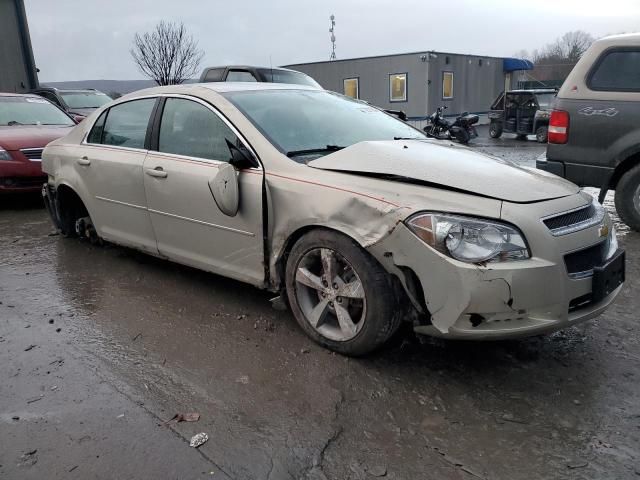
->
[423, 106, 479, 144]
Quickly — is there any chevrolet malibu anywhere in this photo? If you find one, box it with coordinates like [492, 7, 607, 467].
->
[41, 83, 625, 355]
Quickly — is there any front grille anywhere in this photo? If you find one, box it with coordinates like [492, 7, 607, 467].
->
[564, 241, 607, 278]
[20, 148, 44, 161]
[542, 201, 604, 236]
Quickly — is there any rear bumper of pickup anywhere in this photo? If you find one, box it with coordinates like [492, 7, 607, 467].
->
[536, 154, 614, 189]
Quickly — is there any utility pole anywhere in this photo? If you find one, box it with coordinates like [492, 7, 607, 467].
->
[329, 15, 336, 60]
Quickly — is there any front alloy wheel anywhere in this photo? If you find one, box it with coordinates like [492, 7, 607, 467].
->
[285, 230, 401, 355]
[295, 248, 366, 341]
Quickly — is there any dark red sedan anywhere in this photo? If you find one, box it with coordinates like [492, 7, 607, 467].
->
[0, 93, 75, 193]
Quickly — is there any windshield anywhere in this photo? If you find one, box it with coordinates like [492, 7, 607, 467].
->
[536, 93, 556, 109]
[0, 96, 75, 126]
[224, 90, 425, 159]
[60, 91, 112, 109]
[256, 69, 322, 88]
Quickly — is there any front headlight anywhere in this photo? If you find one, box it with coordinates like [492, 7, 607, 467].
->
[0, 147, 13, 161]
[406, 213, 530, 263]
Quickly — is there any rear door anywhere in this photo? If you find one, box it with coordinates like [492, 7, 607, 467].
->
[143, 96, 265, 285]
[78, 97, 158, 252]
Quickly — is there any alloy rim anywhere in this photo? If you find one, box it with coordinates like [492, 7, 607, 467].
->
[294, 248, 366, 342]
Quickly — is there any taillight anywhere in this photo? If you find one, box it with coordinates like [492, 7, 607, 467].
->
[549, 110, 569, 144]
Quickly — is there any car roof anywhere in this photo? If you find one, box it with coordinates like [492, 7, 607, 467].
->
[34, 87, 99, 93]
[596, 32, 640, 47]
[124, 82, 319, 100]
[0, 92, 43, 98]
[202, 65, 303, 73]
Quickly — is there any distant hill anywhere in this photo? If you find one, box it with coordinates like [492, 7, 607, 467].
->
[41, 79, 197, 96]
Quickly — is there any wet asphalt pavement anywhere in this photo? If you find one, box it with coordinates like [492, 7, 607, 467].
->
[1, 132, 639, 479]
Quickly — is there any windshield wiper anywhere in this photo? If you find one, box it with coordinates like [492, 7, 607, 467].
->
[286, 145, 345, 158]
[7, 120, 25, 126]
[393, 136, 425, 140]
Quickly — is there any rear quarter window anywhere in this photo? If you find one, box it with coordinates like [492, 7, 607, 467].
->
[588, 49, 640, 92]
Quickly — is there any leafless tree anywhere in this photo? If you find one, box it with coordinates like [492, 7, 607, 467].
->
[534, 31, 595, 64]
[130, 21, 204, 86]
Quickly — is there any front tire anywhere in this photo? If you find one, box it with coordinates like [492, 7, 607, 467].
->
[285, 230, 401, 356]
[615, 164, 640, 231]
[489, 121, 503, 138]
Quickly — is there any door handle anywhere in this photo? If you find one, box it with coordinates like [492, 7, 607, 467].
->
[145, 167, 168, 178]
[77, 156, 91, 166]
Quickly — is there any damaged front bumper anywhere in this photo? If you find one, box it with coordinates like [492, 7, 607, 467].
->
[370, 218, 624, 341]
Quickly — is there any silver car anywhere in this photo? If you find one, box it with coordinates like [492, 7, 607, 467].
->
[42, 83, 625, 355]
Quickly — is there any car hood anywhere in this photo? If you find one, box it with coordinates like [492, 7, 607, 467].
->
[308, 140, 579, 203]
[0, 125, 74, 150]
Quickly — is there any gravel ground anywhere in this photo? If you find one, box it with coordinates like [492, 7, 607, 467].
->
[1, 135, 638, 479]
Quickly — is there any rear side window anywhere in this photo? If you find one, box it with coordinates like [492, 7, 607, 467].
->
[226, 70, 258, 82]
[589, 49, 640, 92]
[102, 98, 155, 148]
[87, 110, 107, 144]
[158, 98, 239, 161]
[203, 68, 224, 82]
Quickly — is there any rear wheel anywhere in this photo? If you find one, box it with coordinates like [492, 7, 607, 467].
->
[535, 126, 548, 143]
[614, 164, 640, 232]
[285, 230, 401, 356]
[454, 129, 470, 144]
[489, 121, 503, 138]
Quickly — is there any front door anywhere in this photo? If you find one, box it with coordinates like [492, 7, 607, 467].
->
[143, 96, 264, 286]
[79, 97, 158, 253]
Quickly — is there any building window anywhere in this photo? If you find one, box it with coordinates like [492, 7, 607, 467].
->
[343, 78, 359, 99]
[389, 73, 407, 102]
[442, 71, 454, 99]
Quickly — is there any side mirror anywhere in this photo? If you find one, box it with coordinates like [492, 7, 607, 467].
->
[72, 114, 85, 124]
[226, 139, 258, 170]
[209, 163, 240, 217]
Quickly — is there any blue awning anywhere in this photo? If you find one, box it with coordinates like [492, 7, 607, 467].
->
[503, 58, 534, 72]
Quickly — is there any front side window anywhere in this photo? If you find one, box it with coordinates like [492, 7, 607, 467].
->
[61, 92, 111, 109]
[442, 72, 454, 99]
[343, 78, 359, 99]
[226, 70, 258, 82]
[102, 98, 155, 149]
[224, 89, 424, 160]
[589, 49, 640, 92]
[389, 73, 407, 102]
[158, 98, 239, 161]
[87, 110, 107, 144]
[0, 96, 74, 126]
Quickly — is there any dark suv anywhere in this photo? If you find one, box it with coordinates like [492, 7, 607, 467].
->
[199, 65, 321, 88]
[31, 87, 112, 120]
[538, 33, 640, 230]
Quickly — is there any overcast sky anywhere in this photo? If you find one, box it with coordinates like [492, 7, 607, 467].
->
[25, 0, 640, 82]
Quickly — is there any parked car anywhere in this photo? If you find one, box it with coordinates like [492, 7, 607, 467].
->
[199, 65, 321, 88]
[42, 83, 624, 355]
[537, 33, 640, 230]
[0, 93, 75, 193]
[488, 88, 556, 142]
[31, 87, 112, 121]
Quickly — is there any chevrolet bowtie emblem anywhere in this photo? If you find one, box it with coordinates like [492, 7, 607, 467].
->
[599, 224, 609, 238]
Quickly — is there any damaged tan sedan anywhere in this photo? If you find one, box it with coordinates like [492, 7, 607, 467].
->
[42, 83, 625, 355]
